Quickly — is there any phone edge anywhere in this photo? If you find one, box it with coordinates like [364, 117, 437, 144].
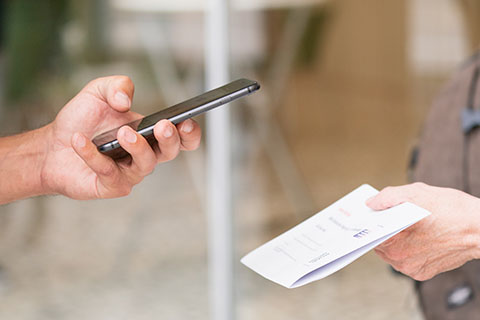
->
[96, 79, 260, 156]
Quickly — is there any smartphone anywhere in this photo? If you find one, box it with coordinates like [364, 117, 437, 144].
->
[92, 78, 260, 160]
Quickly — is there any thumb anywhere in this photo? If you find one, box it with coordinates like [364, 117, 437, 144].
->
[366, 185, 415, 211]
[84, 75, 135, 113]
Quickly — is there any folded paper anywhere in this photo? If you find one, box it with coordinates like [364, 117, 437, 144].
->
[241, 184, 431, 288]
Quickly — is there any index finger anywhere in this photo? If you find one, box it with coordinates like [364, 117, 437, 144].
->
[176, 119, 202, 151]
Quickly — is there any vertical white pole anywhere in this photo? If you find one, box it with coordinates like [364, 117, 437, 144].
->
[205, 0, 233, 319]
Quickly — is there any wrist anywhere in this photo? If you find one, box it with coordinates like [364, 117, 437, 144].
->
[19, 125, 52, 198]
[37, 124, 56, 196]
[464, 197, 480, 261]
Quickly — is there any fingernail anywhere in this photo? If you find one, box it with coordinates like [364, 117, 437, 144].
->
[115, 91, 130, 108]
[74, 133, 86, 148]
[163, 125, 173, 138]
[182, 119, 194, 133]
[123, 128, 137, 144]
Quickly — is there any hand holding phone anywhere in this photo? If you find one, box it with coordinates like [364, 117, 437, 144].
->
[92, 78, 260, 160]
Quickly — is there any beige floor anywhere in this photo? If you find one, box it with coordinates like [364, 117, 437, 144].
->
[0, 163, 424, 320]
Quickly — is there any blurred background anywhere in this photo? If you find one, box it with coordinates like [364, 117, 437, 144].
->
[0, 0, 478, 319]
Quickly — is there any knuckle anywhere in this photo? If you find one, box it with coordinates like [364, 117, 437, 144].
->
[86, 76, 110, 91]
[190, 137, 202, 150]
[157, 145, 181, 163]
[184, 140, 201, 151]
[385, 248, 405, 261]
[409, 266, 430, 281]
[116, 75, 132, 83]
[402, 264, 415, 276]
[398, 261, 427, 280]
[412, 273, 428, 281]
[117, 185, 132, 197]
[381, 186, 393, 193]
[164, 148, 180, 162]
[141, 163, 156, 177]
[384, 250, 395, 261]
[98, 162, 117, 178]
[412, 182, 426, 189]
[86, 77, 102, 88]
[147, 163, 156, 175]
[380, 186, 397, 199]
[393, 261, 408, 273]
[116, 75, 134, 90]
[422, 272, 434, 281]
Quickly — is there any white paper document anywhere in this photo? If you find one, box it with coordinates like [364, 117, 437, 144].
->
[241, 184, 431, 288]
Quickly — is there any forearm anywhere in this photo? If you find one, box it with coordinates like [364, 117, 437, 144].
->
[0, 125, 50, 204]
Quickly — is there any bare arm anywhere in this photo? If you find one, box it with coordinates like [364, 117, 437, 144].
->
[0, 126, 51, 204]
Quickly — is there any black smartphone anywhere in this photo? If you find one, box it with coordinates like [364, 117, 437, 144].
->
[92, 78, 260, 160]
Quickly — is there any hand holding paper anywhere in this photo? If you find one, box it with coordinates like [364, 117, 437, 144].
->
[241, 184, 431, 288]
[367, 183, 480, 281]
